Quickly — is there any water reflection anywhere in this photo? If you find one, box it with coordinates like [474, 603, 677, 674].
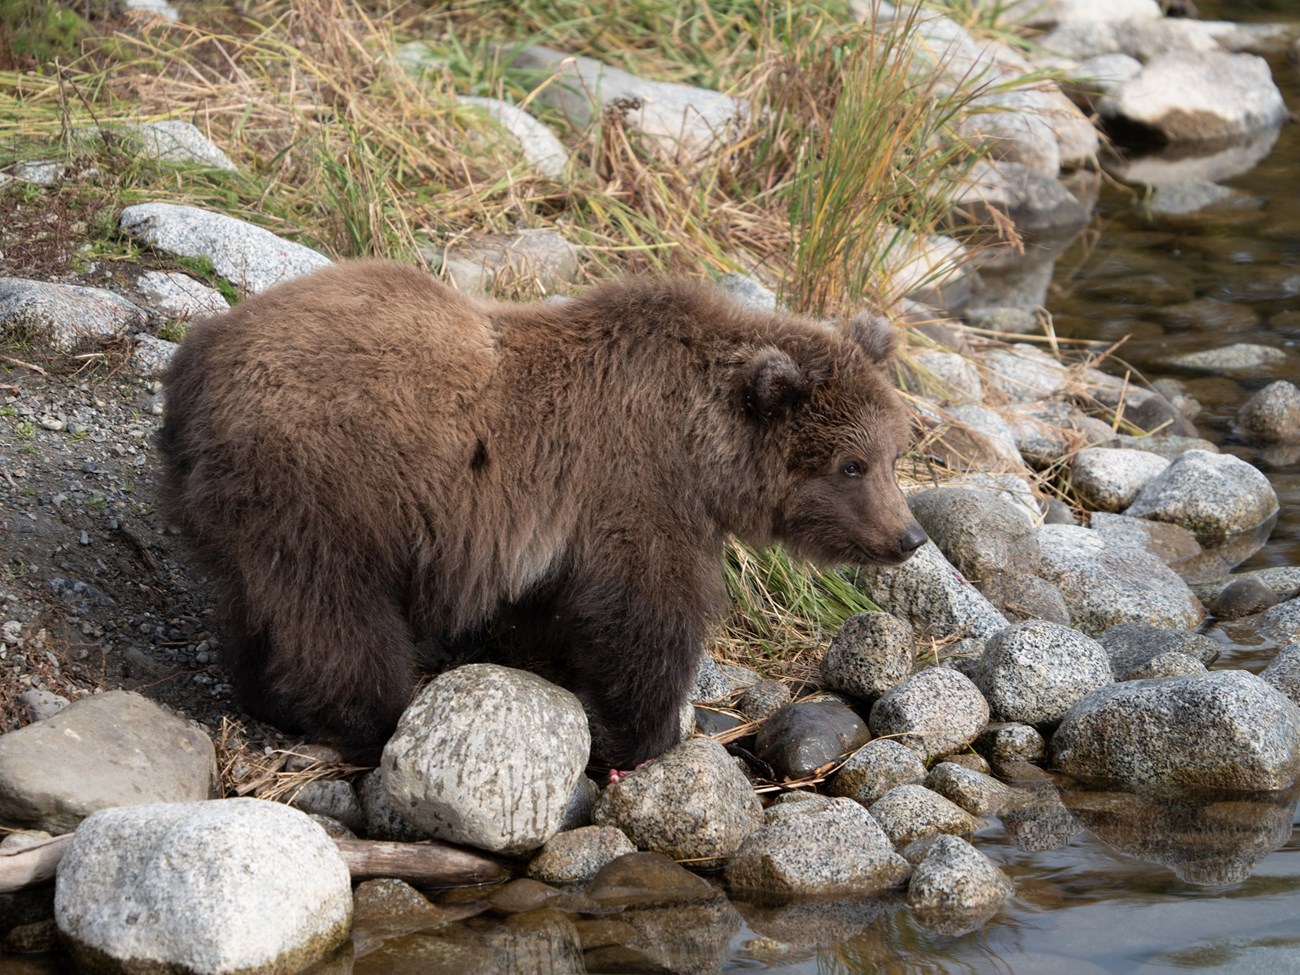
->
[1060, 784, 1300, 886]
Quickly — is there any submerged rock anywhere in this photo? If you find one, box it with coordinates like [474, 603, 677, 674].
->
[1052, 670, 1300, 794]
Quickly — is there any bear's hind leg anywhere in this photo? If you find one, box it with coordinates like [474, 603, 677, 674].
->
[224, 578, 417, 762]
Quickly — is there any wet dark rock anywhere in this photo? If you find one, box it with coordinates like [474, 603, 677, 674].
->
[357, 768, 431, 842]
[754, 699, 871, 781]
[585, 852, 718, 908]
[1052, 671, 1300, 793]
[819, 612, 915, 700]
[692, 705, 746, 738]
[868, 667, 989, 762]
[1124, 393, 1199, 438]
[1095, 622, 1219, 680]
[1211, 577, 1281, 620]
[828, 738, 927, 807]
[592, 737, 761, 867]
[486, 878, 570, 914]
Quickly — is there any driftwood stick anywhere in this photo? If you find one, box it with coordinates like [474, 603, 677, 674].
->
[0, 832, 508, 893]
[333, 837, 509, 887]
[0, 833, 74, 893]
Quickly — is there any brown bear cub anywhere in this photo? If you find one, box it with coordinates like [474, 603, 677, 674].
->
[160, 261, 925, 768]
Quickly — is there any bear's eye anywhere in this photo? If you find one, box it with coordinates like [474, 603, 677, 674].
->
[841, 461, 863, 478]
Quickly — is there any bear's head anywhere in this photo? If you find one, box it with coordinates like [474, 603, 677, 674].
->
[745, 313, 926, 567]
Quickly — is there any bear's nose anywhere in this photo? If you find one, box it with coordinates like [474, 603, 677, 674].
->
[899, 523, 927, 556]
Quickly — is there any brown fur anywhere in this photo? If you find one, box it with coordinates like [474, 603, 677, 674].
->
[159, 261, 925, 767]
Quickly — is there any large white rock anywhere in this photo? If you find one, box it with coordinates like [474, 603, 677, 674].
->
[459, 96, 570, 178]
[508, 45, 746, 159]
[1124, 449, 1279, 542]
[1096, 51, 1288, 144]
[1052, 671, 1300, 794]
[0, 690, 216, 833]
[0, 278, 146, 354]
[55, 799, 352, 975]
[1036, 523, 1203, 634]
[382, 664, 590, 855]
[119, 203, 332, 294]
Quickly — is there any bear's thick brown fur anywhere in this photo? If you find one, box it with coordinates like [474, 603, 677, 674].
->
[160, 261, 925, 767]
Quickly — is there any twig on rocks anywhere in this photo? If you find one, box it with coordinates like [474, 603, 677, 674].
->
[0, 354, 48, 375]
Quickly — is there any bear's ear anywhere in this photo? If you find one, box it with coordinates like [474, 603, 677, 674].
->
[743, 347, 809, 420]
[844, 312, 897, 364]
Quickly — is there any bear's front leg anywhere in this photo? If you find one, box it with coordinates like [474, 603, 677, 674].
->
[548, 565, 712, 771]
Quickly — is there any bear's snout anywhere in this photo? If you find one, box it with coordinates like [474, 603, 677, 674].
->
[897, 522, 927, 559]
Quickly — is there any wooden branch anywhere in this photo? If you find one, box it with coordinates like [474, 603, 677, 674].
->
[333, 838, 509, 887]
[0, 833, 508, 894]
[0, 833, 73, 893]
